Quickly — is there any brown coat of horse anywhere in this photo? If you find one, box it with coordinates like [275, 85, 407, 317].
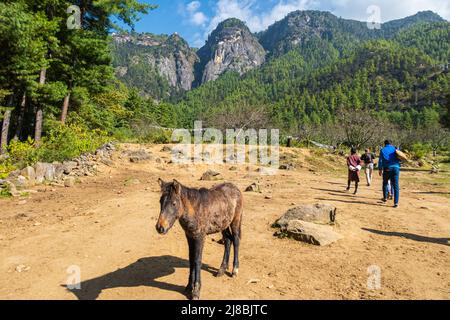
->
[156, 179, 243, 300]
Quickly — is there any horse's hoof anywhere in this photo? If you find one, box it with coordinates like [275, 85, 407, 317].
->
[188, 290, 200, 300]
[216, 269, 226, 278]
[232, 268, 239, 278]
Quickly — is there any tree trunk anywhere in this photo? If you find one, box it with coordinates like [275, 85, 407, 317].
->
[14, 94, 27, 140]
[1, 110, 11, 155]
[34, 68, 47, 142]
[60, 91, 71, 124]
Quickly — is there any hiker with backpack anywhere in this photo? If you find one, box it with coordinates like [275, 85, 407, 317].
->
[361, 148, 376, 186]
[378, 140, 407, 208]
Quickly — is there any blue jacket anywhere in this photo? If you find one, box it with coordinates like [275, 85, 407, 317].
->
[379, 144, 401, 170]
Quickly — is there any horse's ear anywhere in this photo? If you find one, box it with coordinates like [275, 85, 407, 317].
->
[173, 179, 181, 195]
[158, 178, 165, 189]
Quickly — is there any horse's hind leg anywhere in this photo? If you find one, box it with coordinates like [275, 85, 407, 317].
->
[231, 196, 243, 278]
[230, 221, 241, 278]
[216, 229, 232, 277]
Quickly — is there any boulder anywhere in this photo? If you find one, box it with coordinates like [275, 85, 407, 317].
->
[20, 166, 36, 186]
[4, 181, 20, 197]
[161, 146, 172, 152]
[34, 162, 46, 184]
[245, 182, 261, 193]
[64, 177, 76, 187]
[279, 163, 295, 171]
[128, 150, 152, 163]
[201, 170, 222, 181]
[62, 161, 78, 174]
[14, 175, 28, 188]
[34, 162, 55, 183]
[274, 204, 337, 227]
[54, 163, 65, 180]
[44, 164, 55, 181]
[280, 220, 343, 246]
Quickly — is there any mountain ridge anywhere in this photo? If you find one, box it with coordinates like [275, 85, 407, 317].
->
[111, 10, 447, 100]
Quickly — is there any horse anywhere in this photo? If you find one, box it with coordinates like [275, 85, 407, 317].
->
[156, 178, 243, 300]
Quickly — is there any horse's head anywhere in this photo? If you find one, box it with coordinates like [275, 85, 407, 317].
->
[156, 178, 183, 235]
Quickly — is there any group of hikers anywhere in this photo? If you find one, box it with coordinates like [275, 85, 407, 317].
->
[346, 140, 402, 208]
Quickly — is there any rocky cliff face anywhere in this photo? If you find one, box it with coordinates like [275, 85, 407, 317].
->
[196, 18, 266, 84]
[112, 19, 267, 96]
[112, 33, 198, 95]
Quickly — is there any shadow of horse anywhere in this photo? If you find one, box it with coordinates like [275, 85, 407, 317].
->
[63, 255, 218, 300]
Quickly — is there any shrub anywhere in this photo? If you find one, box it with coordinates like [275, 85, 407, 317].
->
[411, 143, 432, 160]
[35, 124, 109, 163]
[7, 137, 38, 168]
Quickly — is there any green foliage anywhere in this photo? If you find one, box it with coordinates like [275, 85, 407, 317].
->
[35, 124, 109, 163]
[7, 138, 38, 168]
[411, 143, 433, 160]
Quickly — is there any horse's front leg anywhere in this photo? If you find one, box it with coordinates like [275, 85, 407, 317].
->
[185, 236, 195, 294]
[191, 236, 205, 300]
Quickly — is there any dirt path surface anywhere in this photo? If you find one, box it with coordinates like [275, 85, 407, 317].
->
[1, 144, 449, 300]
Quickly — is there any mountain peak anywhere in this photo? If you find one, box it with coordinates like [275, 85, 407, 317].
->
[196, 17, 265, 84]
[216, 18, 249, 31]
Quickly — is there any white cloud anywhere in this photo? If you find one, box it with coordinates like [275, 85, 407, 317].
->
[327, 0, 450, 22]
[191, 11, 208, 26]
[206, 0, 317, 35]
[182, 1, 209, 27]
[205, 0, 449, 36]
[187, 1, 201, 13]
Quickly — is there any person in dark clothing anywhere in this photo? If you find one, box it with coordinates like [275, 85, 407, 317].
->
[361, 148, 376, 186]
[378, 140, 401, 208]
[347, 147, 361, 195]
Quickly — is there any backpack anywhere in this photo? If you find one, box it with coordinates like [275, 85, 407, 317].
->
[396, 149, 408, 161]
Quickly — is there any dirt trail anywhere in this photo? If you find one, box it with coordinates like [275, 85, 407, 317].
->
[0, 144, 449, 300]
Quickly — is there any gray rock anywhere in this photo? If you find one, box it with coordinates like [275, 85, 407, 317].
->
[15, 175, 28, 188]
[279, 163, 295, 171]
[64, 177, 76, 187]
[200, 170, 222, 181]
[4, 181, 20, 197]
[245, 182, 261, 193]
[281, 220, 343, 246]
[20, 166, 36, 186]
[62, 161, 78, 174]
[128, 149, 152, 163]
[274, 204, 337, 227]
[54, 163, 65, 180]
[44, 164, 55, 181]
[161, 146, 172, 152]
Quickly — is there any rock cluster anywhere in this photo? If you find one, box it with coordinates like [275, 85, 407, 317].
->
[273, 204, 342, 246]
[0, 143, 115, 195]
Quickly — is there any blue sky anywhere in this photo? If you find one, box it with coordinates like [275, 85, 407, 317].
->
[123, 0, 450, 47]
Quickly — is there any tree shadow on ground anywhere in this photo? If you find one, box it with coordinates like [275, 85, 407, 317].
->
[63, 255, 218, 300]
[362, 228, 450, 247]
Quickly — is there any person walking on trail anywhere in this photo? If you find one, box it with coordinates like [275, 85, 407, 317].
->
[378, 140, 401, 208]
[361, 148, 376, 186]
[347, 147, 362, 195]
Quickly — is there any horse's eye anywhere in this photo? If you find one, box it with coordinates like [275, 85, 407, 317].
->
[172, 201, 176, 206]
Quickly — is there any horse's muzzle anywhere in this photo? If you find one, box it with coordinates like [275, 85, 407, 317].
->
[156, 224, 168, 235]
